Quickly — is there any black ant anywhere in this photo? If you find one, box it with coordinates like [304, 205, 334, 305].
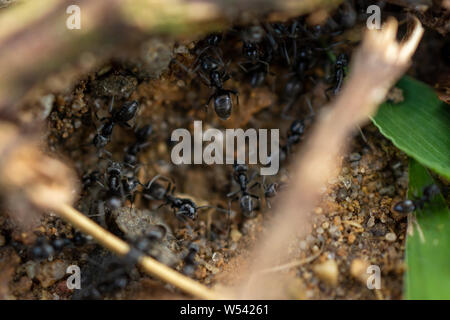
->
[182, 243, 199, 276]
[280, 98, 314, 160]
[227, 164, 260, 217]
[189, 43, 239, 120]
[141, 175, 226, 221]
[96, 161, 127, 209]
[238, 27, 274, 88]
[326, 53, 348, 97]
[194, 58, 239, 119]
[260, 176, 285, 209]
[30, 233, 86, 260]
[279, 46, 316, 114]
[263, 22, 293, 65]
[72, 251, 134, 300]
[124, 124, 153, 167]
[283, 119, 305, 153]
[82, 170, 101, 190]
[193, 32, 223, 58]
[121, 176, 140, 204]
[132, 225, 168, 260]
[92, 97, 139, 152]
[393, 184, 441, 214]
[204, 69, 239, 120]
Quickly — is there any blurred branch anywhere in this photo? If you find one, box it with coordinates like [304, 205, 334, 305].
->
[0, 0, 341, 113]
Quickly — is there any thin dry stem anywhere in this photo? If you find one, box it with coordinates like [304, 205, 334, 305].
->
[55, 203, 225, 300]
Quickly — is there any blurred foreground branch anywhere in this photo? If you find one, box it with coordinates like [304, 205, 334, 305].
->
[237, 16, 424, 299]
[0, 0, 340, 113]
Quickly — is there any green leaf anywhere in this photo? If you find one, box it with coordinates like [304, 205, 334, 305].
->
[404, 159, 450, 299]
[371, 76, 450, 179]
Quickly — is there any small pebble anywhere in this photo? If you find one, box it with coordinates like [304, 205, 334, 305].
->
[313, 260, 338, 286]
[314, 207, 323, 215]
[299, 240, 308, 250]
[347, 233, 356, 244]
[230, 229, 242, 242]
[211, 252, 223, 263]
[36, 260, 69, 288]
[350, 259, 370, 284]
[349, 153, 361, 161]
[385, 232, 397, 242]
[367, 216, 375, 228]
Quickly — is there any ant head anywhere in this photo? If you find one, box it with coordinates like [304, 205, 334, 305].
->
[178, 200, 197, 220]
[201, 56, 219, 72]
[93, 134, 109, 149]
[242, 26, 265, 43]
[107, 161, 122, 176]
[188, 242, 199, 252]
[124, 153, 137, 167]
[243, 42, 259, 61]
[233, 163, 248, 172]
[290, 120, 305, 135]
[264, 183, 278, 198]
[336, 53, 348, 66]
[206, 33, 222, 46]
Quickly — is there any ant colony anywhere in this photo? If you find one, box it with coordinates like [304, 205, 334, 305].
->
[17, 5, 421, 300]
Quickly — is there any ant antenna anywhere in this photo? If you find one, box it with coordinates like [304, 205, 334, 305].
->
[142, 174, 174, 190]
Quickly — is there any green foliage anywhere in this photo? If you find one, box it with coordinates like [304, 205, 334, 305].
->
[404, 159, 450, 299]
[372, 76, 450, 179]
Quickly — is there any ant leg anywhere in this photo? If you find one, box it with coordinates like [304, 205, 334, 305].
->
[227, 199, 232, 237]
[281, 99, 295, 120]
[172, 58, 194, 76]
[258, 60, 271, 73]
[197, 205, 230, 215]
[96, 180, 106, 189]
[356, 125, 368, 144]
[324, 86, 333, 101]
[96, 200, 107, 228]
[212, 48, 225, 67]
[248, 193, 260, 200]
[227, 189, 241, 199]
[143, 174, 172, 191]
[175, 211, 190, 222]
[119, 122, 132, 129]
[198, 71, 212, 87]
[156, 202, 169, 210]
[98, 148, 112, 159]
[205, 92, 215, 111]
[227, 89, 239, 106]
[280, 42, 290, 66]
[108, 96, 115, 114]
[238, 62, 249, 73]
[305, 96, 315, 119]
[248, 181, 260, 191]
